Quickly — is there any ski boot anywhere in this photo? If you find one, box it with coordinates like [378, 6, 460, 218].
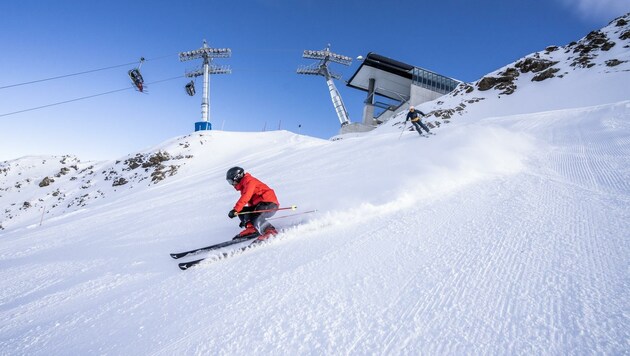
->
[234, 222, 258, 240]
[255, 226, 278, 242]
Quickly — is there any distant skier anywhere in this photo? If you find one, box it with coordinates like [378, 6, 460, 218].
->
[226, 167, 279, 241]
[405, 106, 432, 136]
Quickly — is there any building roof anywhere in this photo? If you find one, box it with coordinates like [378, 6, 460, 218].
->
[346, 53, 415, 101]
[346, 52, 461, 101]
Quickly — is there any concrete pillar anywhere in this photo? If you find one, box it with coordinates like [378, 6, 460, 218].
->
[362, 78, 376, 125]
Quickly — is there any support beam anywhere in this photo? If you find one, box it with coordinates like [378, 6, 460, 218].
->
[362, 78, 376, 125]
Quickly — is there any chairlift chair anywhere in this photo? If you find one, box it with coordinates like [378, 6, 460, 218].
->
[128, 68, 145, 92]
[128, 57, 146, 92]
[185, 80, 196, 96]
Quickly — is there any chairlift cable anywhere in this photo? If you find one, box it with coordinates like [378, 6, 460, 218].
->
[0, 75, 184, 118]
[0, 53, 177, 90]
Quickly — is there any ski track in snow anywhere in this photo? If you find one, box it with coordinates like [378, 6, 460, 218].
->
[154, 105, 627, 355]
[1, 102, 629, 354]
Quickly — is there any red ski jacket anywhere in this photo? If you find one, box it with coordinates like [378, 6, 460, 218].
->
[232, 173, 279, 212]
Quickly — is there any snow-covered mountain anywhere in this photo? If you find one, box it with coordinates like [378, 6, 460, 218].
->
[418, 13, 630, 123]
[1, 13, 629, 355]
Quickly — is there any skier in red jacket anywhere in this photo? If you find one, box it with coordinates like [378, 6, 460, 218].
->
[226, 167, 279, 241]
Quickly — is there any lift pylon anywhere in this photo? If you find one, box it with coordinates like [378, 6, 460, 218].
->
[297, 44, 352, 127]
[179, 40, 231, 131]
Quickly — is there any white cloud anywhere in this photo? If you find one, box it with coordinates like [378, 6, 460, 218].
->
[559, 0, 630, 22]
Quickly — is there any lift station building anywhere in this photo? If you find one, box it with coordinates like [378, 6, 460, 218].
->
[344, 52, 460, 133]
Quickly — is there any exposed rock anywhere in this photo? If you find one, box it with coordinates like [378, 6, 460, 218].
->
[142, 151, 171, 168]
[477, 66, 520, 94]
[79, 165, 94, 175]
[466, 98, 484, 104]
[112, 177, 128, 187]
[39, 177, 54, 187]
[586, 30, 614, 49]
[124, 154, 144, 170]
[545, 46, 559, 53]
[59, 156, 77, 165]
[515, 58, 558, 73]
[453, 83, 474, 95]
[620, 31, 630, 41]
[478, 77, 500, 91]
[477, 74, 517, 95]
[605, 59, 625, 67]
[570, 30, 616, 68]
[151, 164, 179, 183]
[433, 109, 455, 120]
[532, 67, 561, 82]
[123, 151, 172, 172]
[601, 41, 615, 51]
[54, 167, 71, 178]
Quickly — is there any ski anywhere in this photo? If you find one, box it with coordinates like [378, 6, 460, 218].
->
[178, 238, 274, 270]
[175, 214, 316, 270]
[170, 234, 258, 259]
[178, 258, 206, 270]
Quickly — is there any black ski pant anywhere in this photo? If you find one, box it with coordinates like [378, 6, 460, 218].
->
[411, 120, 430, 134]
[238, 202, 278, 234]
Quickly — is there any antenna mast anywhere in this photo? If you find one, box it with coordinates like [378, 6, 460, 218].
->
[179, 40, 231, 131]
[297, 44, 352, 127]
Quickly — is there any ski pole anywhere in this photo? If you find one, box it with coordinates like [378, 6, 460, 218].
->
[398, 122, 407, 140]
[268, 209, 318, 221]
[235, 205, 298, 215]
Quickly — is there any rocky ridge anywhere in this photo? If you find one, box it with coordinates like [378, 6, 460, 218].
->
[423, 13, 630, 122]
[0, 133, 206, 231]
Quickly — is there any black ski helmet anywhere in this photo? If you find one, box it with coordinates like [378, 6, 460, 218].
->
[226, 166, 245, 185]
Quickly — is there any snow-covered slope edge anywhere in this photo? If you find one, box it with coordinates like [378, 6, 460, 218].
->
[0, 132, 325, 232]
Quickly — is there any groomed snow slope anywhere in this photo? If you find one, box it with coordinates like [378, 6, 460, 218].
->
[1, 13, 630, 355]
[1, 99, 629, 354]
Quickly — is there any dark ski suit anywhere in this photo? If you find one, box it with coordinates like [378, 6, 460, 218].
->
[405, 109, 431, 135]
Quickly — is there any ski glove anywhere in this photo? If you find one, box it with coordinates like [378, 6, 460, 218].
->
[228, 209, 237, 219]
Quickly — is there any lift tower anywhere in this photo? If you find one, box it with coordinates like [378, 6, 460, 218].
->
[297, 44, 352, 127]
[179, 40, 231, 131]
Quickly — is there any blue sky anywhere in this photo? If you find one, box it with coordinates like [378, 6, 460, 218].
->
[1, 0, 628, 161]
